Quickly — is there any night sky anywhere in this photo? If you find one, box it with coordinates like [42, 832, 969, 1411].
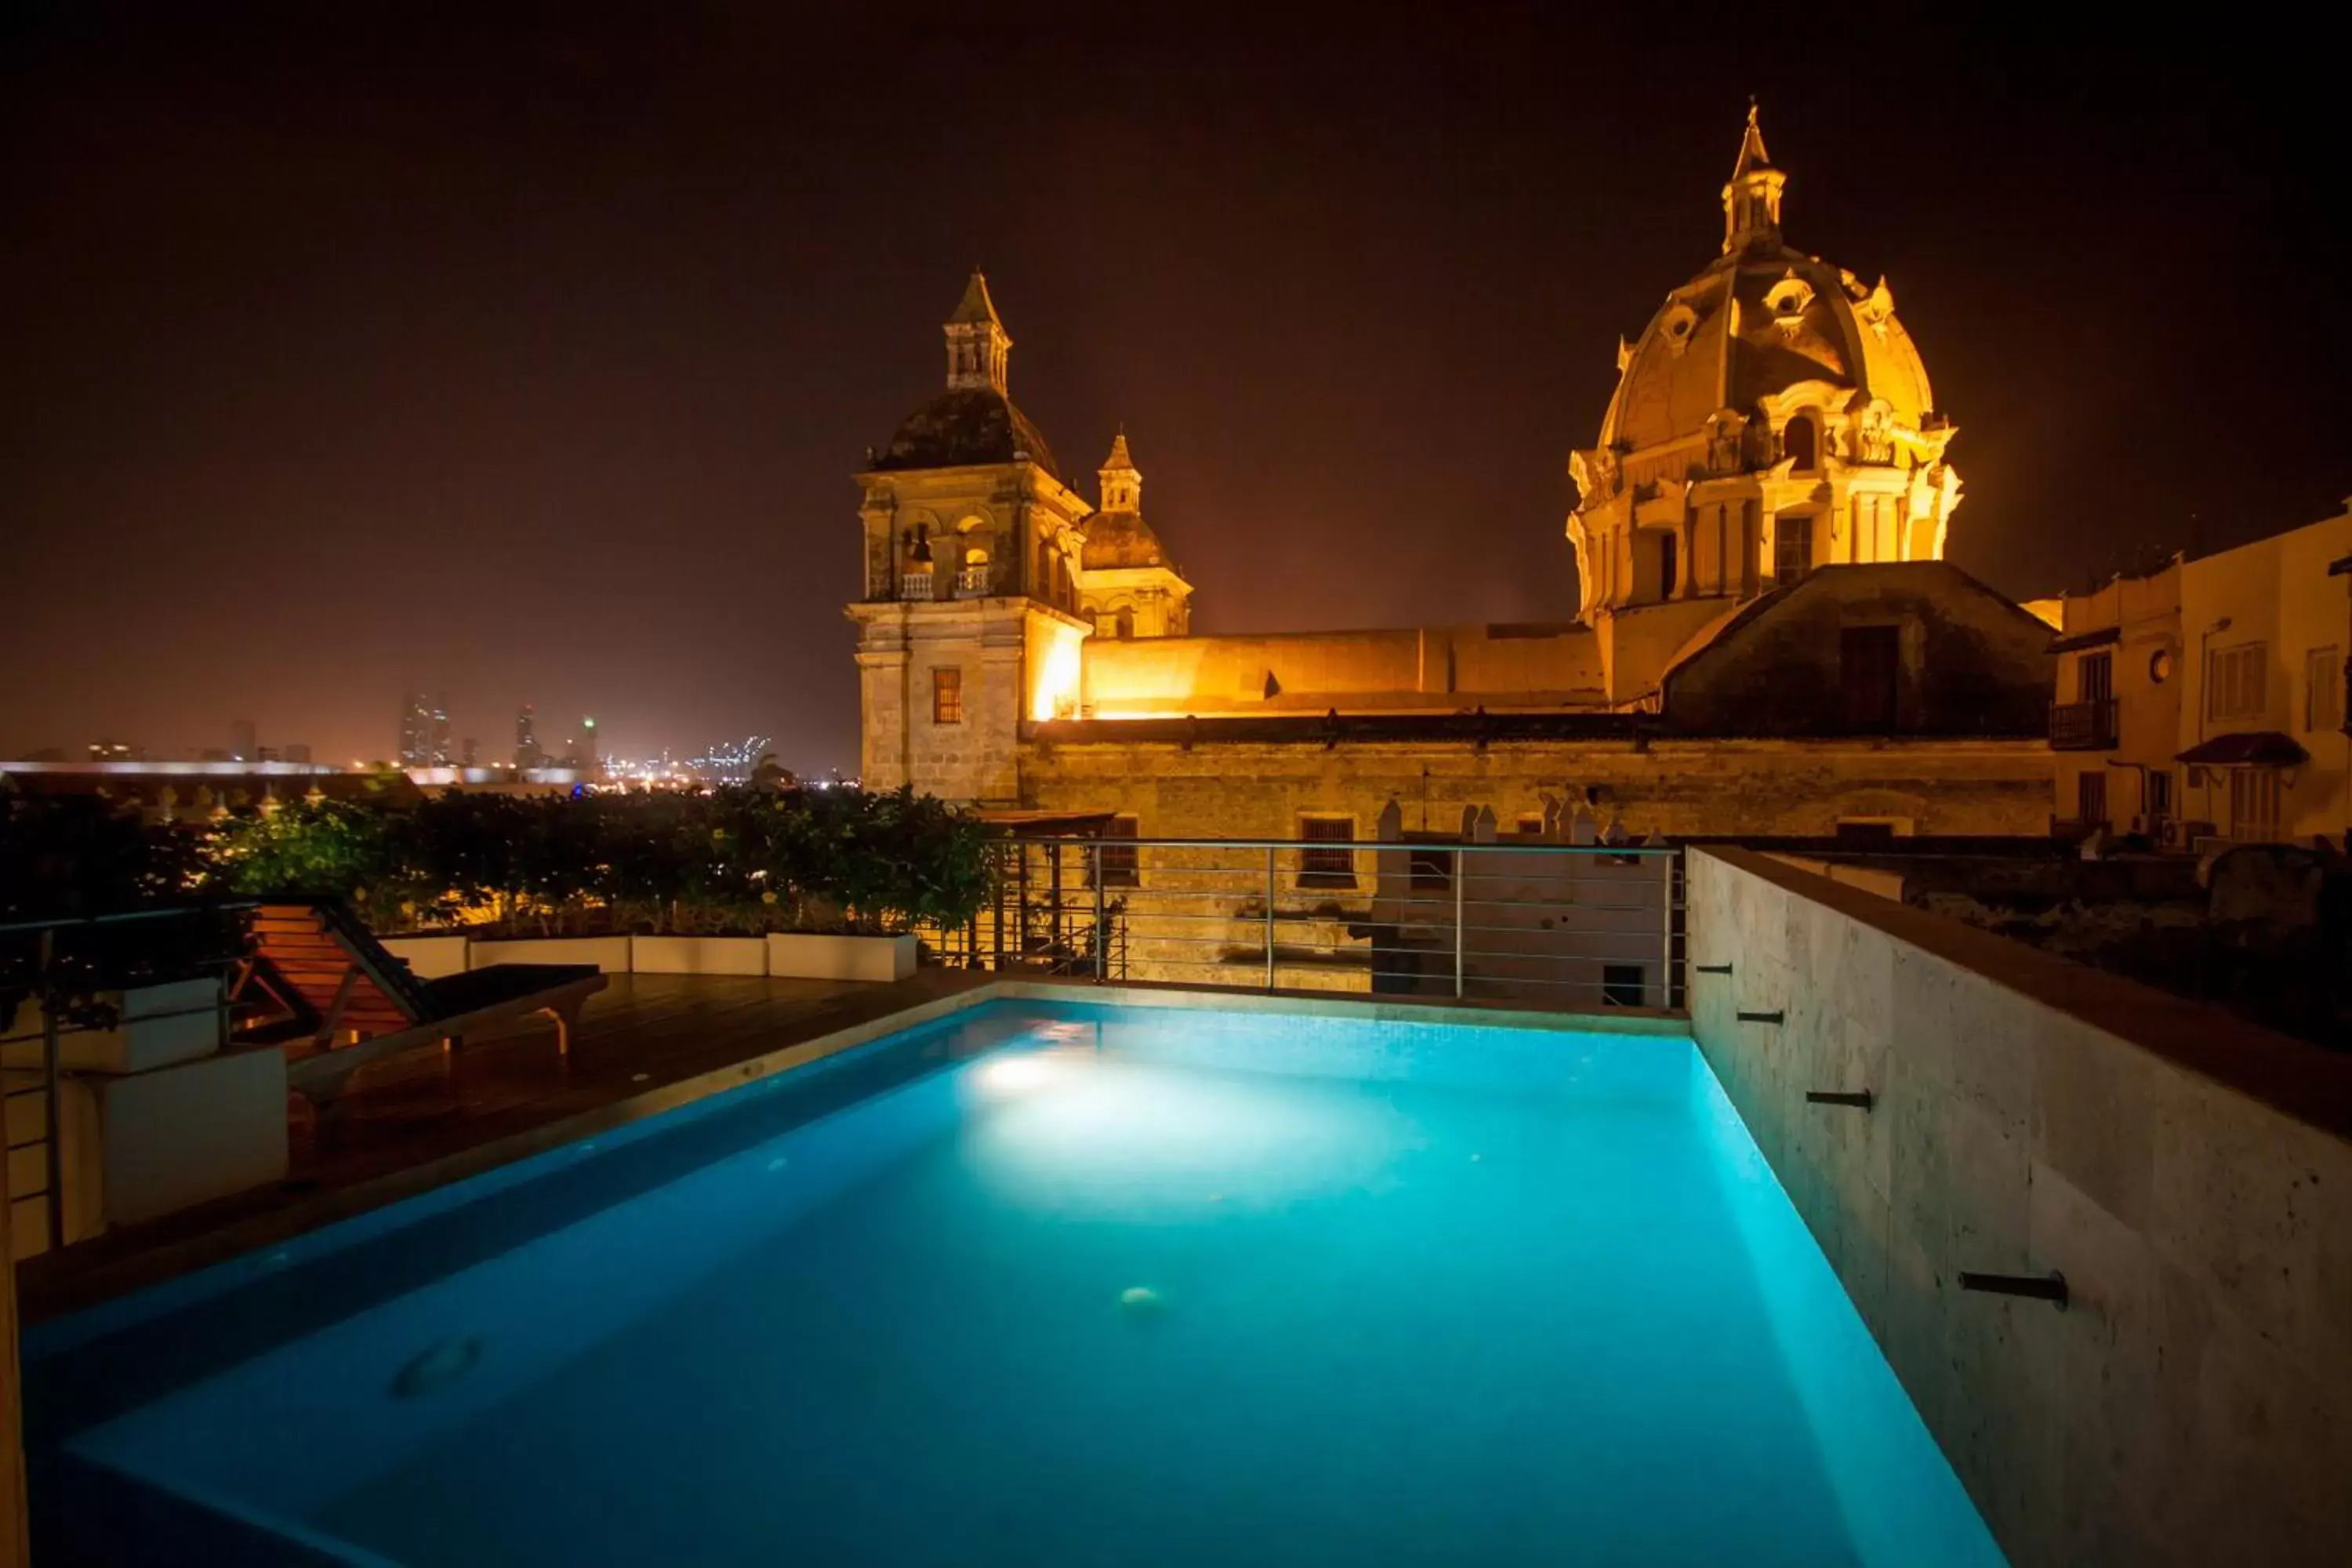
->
[4, 5, 2343, 774]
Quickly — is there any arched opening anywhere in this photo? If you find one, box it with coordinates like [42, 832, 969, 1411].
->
[1657, 531, 1679, 600]
[1783, 415, 1817, 472]
[1116, 609, 1134, 640]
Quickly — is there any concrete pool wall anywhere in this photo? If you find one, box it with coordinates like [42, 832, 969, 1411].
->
[1686, 845, 2352, 1567]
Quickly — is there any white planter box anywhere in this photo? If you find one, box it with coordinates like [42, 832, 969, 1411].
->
[2, 976, 221, 1076]
[765, 932, 916, 982]
[59, 1042, 289, 1238]
[381, 934, 473, 979]
[630, 936, 769, 976]
[470, 937, 634, 973]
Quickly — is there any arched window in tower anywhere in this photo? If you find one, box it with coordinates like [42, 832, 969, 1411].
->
[1783, 415, 1818, 472]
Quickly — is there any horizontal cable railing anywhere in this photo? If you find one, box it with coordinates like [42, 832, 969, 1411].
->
[925, 836, 1684, 1013]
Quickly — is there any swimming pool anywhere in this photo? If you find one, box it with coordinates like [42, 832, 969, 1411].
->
[26, 999, 2002, 1565]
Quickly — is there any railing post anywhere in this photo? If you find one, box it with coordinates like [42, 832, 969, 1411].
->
[1453, 853, 1465, 1000]
[1093, 844, 1108, 983]
[36, 929, 64, 1253]
[1661, 850, 1676, 1010]
[1263, 846, 1276, 992]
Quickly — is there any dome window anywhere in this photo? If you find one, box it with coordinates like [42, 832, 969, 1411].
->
[1765, 276, 1815, 320]
[1659, 302, 1700, 357]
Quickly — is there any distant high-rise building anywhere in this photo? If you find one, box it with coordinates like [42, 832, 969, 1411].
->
[87, 738, 137, 763]
[283, 742, 312, 764]
[514, 704, 542, 768]
[581, 716, 599, 773]
[229, 719, 257, 762]
[398, 691, 452, 767]
[461, 736, 478, 767]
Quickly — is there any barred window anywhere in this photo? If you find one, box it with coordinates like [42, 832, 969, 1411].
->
[1098, 815, 1138, 887]
[931, 667, 963, 725]
[1298, 816, 1356, 888]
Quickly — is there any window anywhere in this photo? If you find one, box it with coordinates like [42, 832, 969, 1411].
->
[1515, 815, 1547, 835]
[1782, 415, 1817, 471]
[1098, 815, 1138, 888]
[2147, 769, 2172, 818]
[2077, 770, 2107, 829]
[2207, 643, 2267, 722]
[1774, 514, 1813, 586]
[1834, 819, 1897, 848]
[1601, 964, 1646, 1008]
[1298, 816, 1356, 888]
[2078, 651, 2113, 704]
[2304, 647, 2343, 733]
[1838, 625, 1900, 731]
[1658, 530, 1678, 599]
[1408, 846, 1454, 893]
[931, 666, 963, 725]
[2229, 768, 2281, 841]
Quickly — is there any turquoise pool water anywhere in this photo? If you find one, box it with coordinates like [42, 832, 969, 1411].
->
[27, 1001, 2002, 1566]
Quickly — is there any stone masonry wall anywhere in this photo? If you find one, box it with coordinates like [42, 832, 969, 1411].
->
[1020, 735, 2053, 839]
[1686, 846, 2352, 1566]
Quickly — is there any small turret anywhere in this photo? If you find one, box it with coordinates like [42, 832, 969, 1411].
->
[943, 270, 1011, 394]
[1721, 103, 1788, 256]
[1098, 427, 1142, 513]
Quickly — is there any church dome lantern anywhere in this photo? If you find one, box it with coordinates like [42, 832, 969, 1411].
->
[1568, 106, 1961, 630]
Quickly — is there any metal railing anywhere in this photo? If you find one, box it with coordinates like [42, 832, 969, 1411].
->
[2049, 698, 2119, 750]
[927, 836, 1684, 1011]
[1, 905, 250, 1255]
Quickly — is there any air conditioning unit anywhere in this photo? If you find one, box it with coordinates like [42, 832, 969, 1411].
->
[2161, 818, 2215, 851]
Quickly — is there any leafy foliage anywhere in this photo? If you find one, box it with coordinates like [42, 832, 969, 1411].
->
[200, 786, 991, 936]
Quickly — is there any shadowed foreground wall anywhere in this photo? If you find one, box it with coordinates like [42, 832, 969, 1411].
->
[1685, 846, 2352, 1566]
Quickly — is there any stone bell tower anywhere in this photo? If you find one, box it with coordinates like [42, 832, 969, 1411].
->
[844, 274, 1093, 804]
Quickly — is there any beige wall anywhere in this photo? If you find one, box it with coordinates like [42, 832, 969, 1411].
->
[2180, 508, 2352, 840]
[1081, 622, 1605, 717]
[1022, 735, 2053, 839]
[1687, 846, 2352, 1566]
[851, 600, 1084, 804]
[2053, 561, 2182, 829]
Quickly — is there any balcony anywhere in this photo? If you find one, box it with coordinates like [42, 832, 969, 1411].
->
[956, 564, 994, 597]
[899, 568, 935, 602]
[2049, 698, 2118, 750]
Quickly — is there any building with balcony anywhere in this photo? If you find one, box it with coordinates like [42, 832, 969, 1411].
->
[2048, 557, 2181, 836]
[848, 111, 2056, 837]
[2177, 502, 2352, 844]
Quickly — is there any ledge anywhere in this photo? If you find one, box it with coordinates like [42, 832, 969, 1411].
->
[1693, 844, 2352, 1144]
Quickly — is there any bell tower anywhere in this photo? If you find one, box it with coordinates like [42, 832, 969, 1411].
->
[847, 274, 1093, 804]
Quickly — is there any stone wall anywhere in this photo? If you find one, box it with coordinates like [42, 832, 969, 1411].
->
[1664, 562, 2056, 739]
[1080, 621, 1604, 718]
[1022, 734, 2053, 839]
[1685, 845, 2352, 1566]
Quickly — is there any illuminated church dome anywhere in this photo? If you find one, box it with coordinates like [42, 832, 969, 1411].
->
[871, 273, 1062, 480]
[1567, 107, 1962, 646]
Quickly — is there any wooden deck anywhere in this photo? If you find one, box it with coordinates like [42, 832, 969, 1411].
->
[18, 969, 993, 1322]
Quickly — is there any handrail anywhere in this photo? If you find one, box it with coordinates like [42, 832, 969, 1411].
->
[954, 834, 1685, 1011]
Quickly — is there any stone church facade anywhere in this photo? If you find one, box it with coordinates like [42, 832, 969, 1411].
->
[848, 112, 2054, 842]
